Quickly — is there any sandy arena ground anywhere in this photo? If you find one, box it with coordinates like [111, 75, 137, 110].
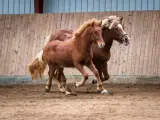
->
[0, 83, 160, 120]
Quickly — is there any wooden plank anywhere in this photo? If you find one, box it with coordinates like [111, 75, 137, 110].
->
[0, 15, 5, 74]
[21, 15, 30, 75]
[154, 12, 160, 75]
[2, 15, 11, 75]
[16, 15, 27, 75]
[25, 15, 34, 75]
[146, 11, 155, 75]
[5, 15, 16, 75]
[10, 15, 22, 75]
[135, 12, 143, 75]
[141, 12, 151, 75]
[126, 11, 136, 75]
[150, 12, 159, 75]
[133, 12, 144, 75]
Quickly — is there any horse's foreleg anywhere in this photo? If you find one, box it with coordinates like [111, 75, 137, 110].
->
[102, 62, 110, 81]
[92, 64, 104, 84]
[74, 64, 88, 87]
[45, 65, 56, 92]
[87, 61, 109, 94]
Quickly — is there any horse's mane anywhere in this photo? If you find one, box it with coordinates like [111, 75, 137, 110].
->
[73, 18, 101, 38]
[101, 15, 121, 29]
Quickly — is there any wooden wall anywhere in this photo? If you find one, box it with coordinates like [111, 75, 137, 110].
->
[0, 11, 159, 76]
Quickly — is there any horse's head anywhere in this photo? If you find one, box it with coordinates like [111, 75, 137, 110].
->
[90, 22, 105, 48]
[102, 16, 130, 46]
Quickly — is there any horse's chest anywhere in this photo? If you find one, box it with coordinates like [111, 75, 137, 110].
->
[93, 49, 111, 62]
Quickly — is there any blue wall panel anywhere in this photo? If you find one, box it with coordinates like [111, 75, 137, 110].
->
[100, 0, 106, 12]
[148, 0, 154, 10]
[76, 0, 82, 12]
[142, 0, 148, 10]
[111, 0, 118, 11]
[105, 0, 112, 11]
[130, 0, 136, 11]
[117, 0, 123, 11]
[82, 0, 88, 12]
[88, 0, 94, 12]
[93, 0, 100, 12]
[70, 0, 76, 12]
[154, 0, 160, 10]
[3, 0, 9, 14]
[43, 0, 160, 13]
[64, 0, 70, 12]
[0, 0, 34, 14]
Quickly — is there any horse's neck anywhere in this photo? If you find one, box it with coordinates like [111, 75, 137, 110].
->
[103, 29, 114, 52]
[74, 30, 92, 55]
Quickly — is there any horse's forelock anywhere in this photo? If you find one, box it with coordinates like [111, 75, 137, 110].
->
[102, 16, 122, 29]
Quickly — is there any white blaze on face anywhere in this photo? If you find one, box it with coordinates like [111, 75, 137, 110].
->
[117, 24, 126, 34]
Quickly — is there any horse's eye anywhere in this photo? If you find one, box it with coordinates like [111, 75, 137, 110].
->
[114, 28, 118, 31]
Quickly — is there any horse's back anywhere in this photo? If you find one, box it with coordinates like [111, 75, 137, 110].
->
[50, 29, 73, 42]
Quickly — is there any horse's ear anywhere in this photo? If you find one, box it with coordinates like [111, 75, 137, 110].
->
[100, 21, 102, 27]
[92, 22, 95, 27]
[119, 17, 123, 23]
[74, 33, 79, 38]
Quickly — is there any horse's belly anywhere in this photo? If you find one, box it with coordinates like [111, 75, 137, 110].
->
[57, 58, 74, 67]
[55, 52, 74, 67]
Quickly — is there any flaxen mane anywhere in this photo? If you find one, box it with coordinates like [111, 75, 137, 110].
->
[72, 18, 101, 39]
[101, 15, 121, 29]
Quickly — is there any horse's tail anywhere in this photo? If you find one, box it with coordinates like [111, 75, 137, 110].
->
[27, 51, 47, 80]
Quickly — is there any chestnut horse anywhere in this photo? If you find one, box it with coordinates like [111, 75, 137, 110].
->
[44, 16, 130, 92]
[28, 19, 109, 95]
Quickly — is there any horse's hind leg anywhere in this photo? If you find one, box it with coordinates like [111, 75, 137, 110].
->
[55, 68, 76, 95]
[45, 65, 56, 92]
[55, 67, 66, 93]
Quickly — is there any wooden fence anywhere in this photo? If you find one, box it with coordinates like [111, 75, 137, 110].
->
[0, 11, 159, 76]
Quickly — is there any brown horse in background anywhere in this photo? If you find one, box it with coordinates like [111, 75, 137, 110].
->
[45, 16, 130, 92]
[28, 19, 109, 95]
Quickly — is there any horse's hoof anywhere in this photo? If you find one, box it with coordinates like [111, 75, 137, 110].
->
[75, 82, 81, 88]
[65, 91, 77, 96]
[92, 79, 97, 84]
[58, 87, 66, 93]
[45, 86, 50, 92]
[101, 89, 113, 94]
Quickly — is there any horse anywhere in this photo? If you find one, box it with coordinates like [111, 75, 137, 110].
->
[42, 16, 130, 92]
[28, 19, 109, 95]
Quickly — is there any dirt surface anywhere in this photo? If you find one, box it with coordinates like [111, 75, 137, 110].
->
[0, 83, 160, 120]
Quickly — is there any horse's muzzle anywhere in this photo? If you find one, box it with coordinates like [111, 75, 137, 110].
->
[97, 41, 105, 48]
[123, 36, 130, 46]
[120, 35, 130, 46]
